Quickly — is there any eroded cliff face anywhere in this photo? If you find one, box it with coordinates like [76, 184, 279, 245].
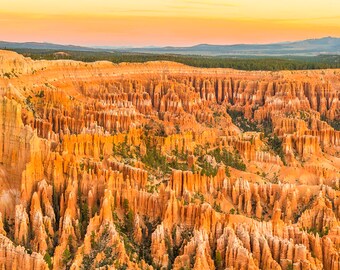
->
[0, 50, 339, 270]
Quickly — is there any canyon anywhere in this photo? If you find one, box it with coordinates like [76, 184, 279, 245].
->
[0, 49, 339, 270]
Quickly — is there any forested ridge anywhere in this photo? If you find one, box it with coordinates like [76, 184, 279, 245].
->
[5, 48, 340, 71]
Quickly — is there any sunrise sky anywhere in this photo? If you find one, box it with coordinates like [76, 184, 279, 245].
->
[1, 0, 340, 46]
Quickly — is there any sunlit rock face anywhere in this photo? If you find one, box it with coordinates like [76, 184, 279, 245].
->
[0, 50, 339, 270]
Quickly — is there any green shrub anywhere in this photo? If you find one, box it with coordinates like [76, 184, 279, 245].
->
[141, 143, 170, 174]
[62, 248, 72, 266]
[227, 110, 260, 132]
[209, 148, 246, 171]
[213, 202, 223, 213]
[215, 250, 222, 269]
[43, 252, 52, 269]
[267, 134, 286, 165]
[199, 160, 218, 177]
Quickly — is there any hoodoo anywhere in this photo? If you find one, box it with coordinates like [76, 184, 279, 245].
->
[0, 50, 339, 269]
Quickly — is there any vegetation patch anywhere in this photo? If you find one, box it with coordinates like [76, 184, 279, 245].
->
[9, 48, 340, 71]
[227, 110, 260, 132]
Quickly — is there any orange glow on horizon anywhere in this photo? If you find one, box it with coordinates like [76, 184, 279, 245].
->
[1, 0, 340, 46]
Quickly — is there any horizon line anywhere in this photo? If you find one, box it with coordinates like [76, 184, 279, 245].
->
[1, 35, 339, 49]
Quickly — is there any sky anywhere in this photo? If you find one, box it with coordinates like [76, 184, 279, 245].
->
[1, 0, 340, 46]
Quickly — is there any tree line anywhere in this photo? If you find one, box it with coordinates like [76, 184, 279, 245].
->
[6, 48, 340, 71]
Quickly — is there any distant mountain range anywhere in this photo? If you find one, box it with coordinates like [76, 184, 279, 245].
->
[119, 37, 340, 56]
[1, 37, 340, 56]
[0, 41, 97, 51]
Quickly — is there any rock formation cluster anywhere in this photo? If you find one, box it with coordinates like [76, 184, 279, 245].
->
[0, 50, 339, 269]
